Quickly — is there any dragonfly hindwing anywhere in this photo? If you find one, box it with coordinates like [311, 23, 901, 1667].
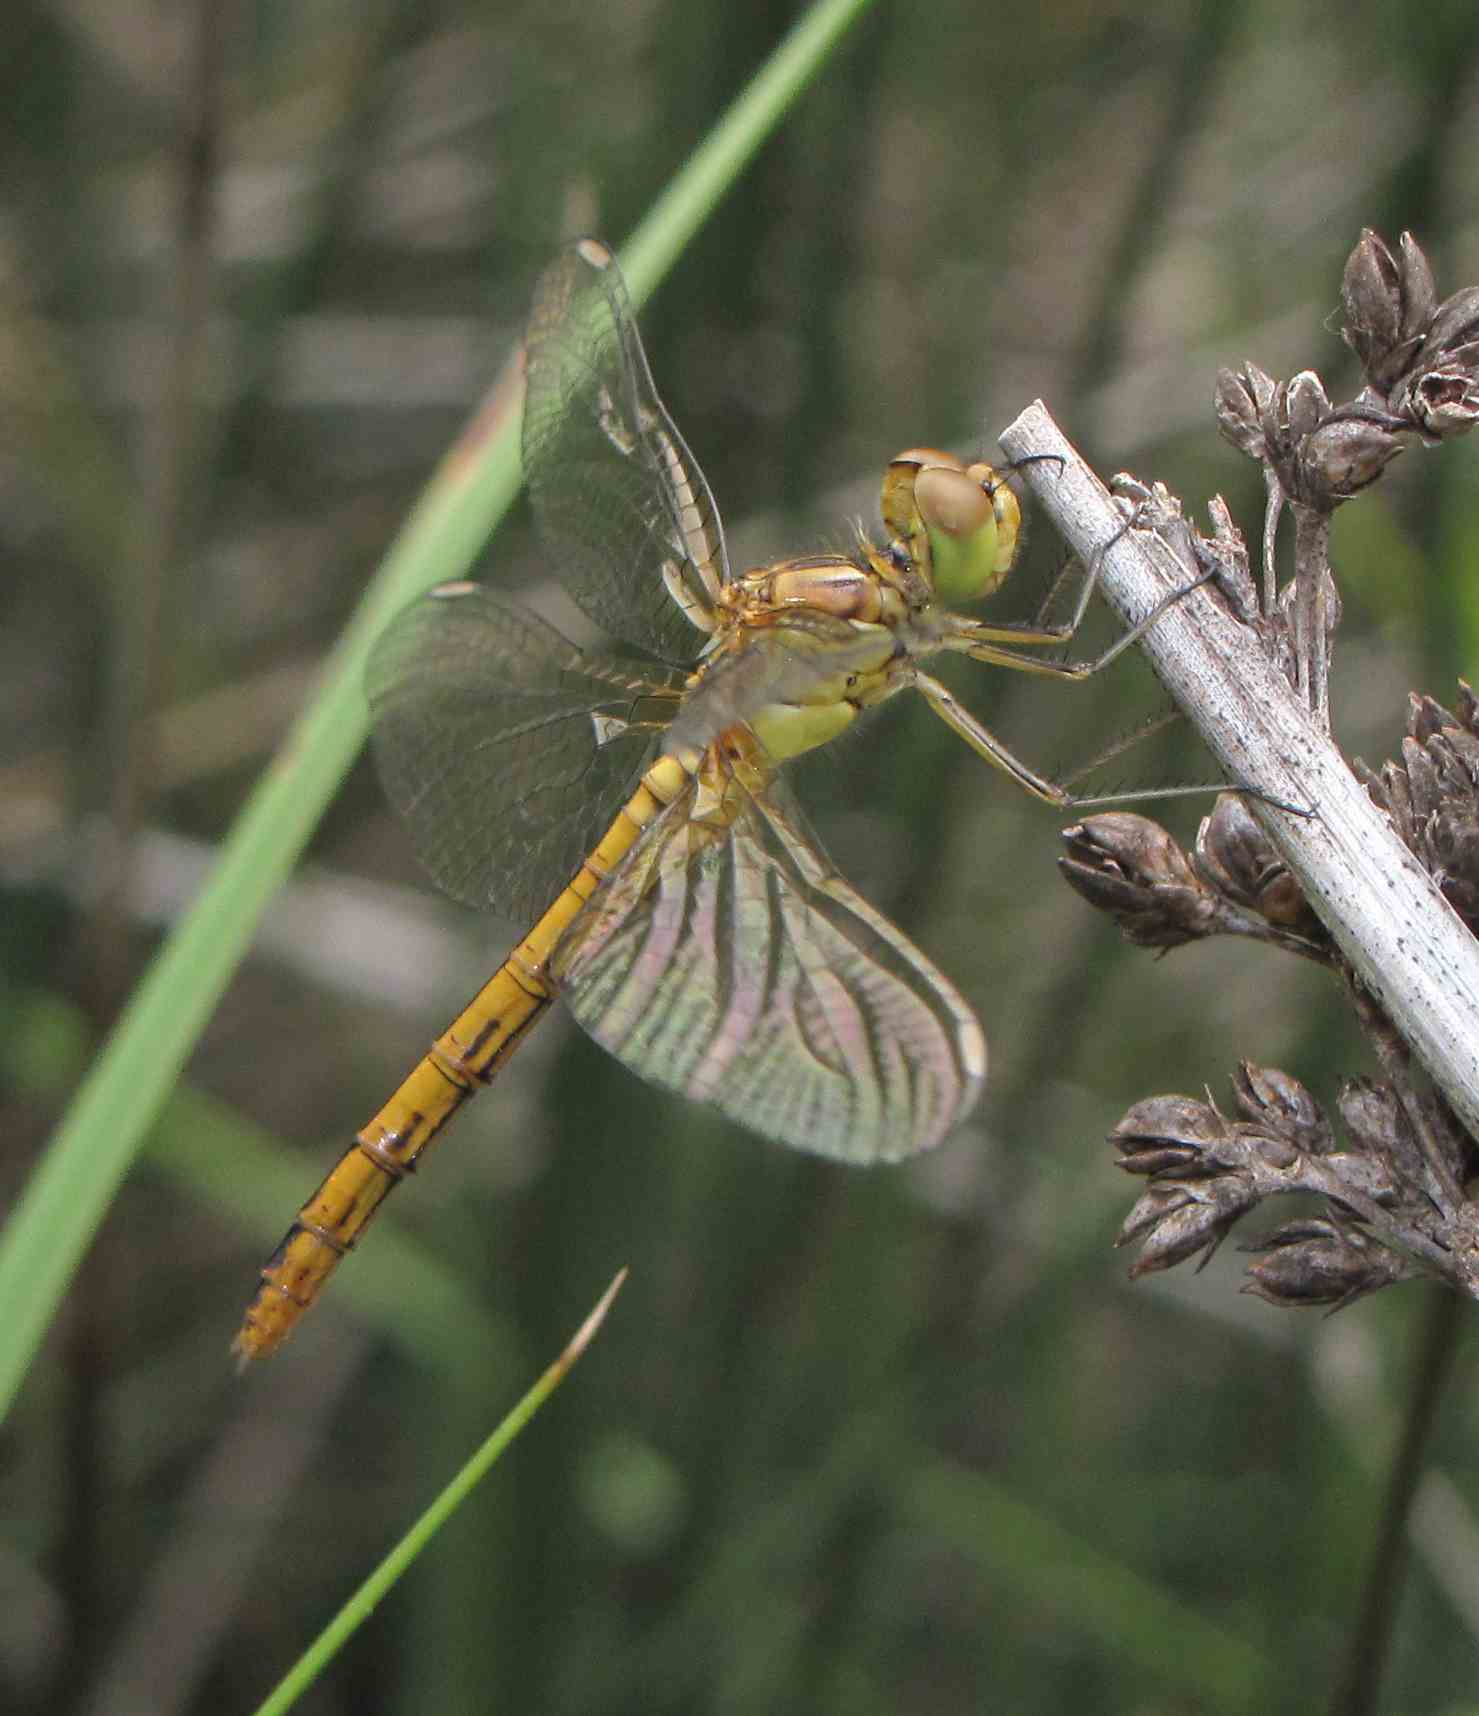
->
[553, 774, 985, 1161]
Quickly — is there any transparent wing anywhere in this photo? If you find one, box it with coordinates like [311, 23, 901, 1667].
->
[552, 773, 986, 1161]
[367, 582, 679, 924]
[523, 239, 729, 664]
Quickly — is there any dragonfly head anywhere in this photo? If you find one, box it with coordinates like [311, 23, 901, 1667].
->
[880, 449, 1022, 605]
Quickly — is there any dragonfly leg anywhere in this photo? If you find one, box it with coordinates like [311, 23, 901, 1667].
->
[914, 666, 1281, 812]
[945, 567, 1215, 680]
[1017, 484, 1144, 643]
[913, 670, 1070, 806]
[1029, 548, 1085, 634]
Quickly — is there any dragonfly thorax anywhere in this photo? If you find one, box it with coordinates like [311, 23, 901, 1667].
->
[723, 555, 907, 628]
[670, 576, 904, 768]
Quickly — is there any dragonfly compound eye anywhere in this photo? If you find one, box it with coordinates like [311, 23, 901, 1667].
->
[913, 462, 1019, 605]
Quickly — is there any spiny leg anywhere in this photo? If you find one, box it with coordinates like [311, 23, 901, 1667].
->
[944, 567, 1216, 682]
[911, 670, 1070, 807]
[1056, 705, 1183, 790]
[928, 493, 1301, 808]
[991, 489, 1151, 655]
[1029, 546, 1087, 635]
[912, 669, 1297, 814]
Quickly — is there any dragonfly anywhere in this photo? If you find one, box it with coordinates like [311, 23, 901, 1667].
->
[234, 237, 1185, 1361]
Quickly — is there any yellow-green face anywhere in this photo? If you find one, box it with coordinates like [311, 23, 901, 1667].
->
[882, 450, 1022, 606]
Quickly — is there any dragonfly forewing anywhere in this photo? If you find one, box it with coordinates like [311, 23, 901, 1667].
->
[367, 581, 681, 923]
[523, 239, 730, 664]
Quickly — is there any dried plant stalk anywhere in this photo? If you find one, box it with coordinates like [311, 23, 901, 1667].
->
[999, 403, 1479, 1153]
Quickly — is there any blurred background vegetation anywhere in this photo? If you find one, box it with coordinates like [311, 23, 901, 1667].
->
[5, 1, 1479, 1712]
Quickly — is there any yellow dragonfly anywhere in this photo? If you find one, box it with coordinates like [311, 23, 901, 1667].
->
[235, 238, 1171, 1361]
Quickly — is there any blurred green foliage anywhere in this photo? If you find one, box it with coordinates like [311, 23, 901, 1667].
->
[4, 1, 1479, 1713]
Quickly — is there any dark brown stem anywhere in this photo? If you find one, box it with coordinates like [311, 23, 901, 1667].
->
[88, 0, 231, 1007]
[55, 15, 233, 1709]
[1326, 1287, 1462, 1716]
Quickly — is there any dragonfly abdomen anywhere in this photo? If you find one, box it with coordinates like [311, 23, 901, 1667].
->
[232, 750, 697, 1361]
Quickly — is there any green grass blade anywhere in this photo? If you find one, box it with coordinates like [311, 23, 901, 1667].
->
[249, 1271, 625, 1716]
[0, 0, 876, 1422]
[617, 0, 874, 305]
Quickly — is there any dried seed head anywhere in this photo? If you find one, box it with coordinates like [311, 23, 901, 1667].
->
[1330, 1080, 1408, 1199]
[1284, 369, 1331, 439]
[1214, 363, 1276, 460]
[1410, 688, 1465, 743]
[1231, 1061, 1334, 1157]
[1300, 414, 1407, 496]
[1059, 814, 1218, 947]
[1340, 229, 1436, 392]
[1414, 284, 1479, 370]
[1400, 367, 1479, 439]
[1225, 232, 1477, 517]
[1243, 1218, 1409, 1309]
[1105, 1071, 1421, 1300]
[1351, 268, 1479, 439]
[1429, 797, 1479, 931]
[1111, 1087, 1301, 1197]
[1122, 1194, 1220, 1276]
[1217, 358, 1409, 510]
[1119, 1180, 1255, 1278]
[1360, 683, 1479, 934]
[1193, 794, 1322, 936]
[1111, 1093, 1238, 1178]
[1064, 806, 1331, 961]
[1334, 1077, 1405, 1162]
